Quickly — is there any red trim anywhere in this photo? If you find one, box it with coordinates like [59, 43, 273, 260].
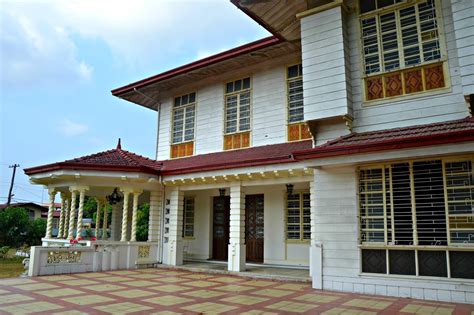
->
[24, 162, 158, 176]
[111, 36, 280, 96]
[293, 130, 474, 161]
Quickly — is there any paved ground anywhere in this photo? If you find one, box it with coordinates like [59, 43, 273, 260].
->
[0, 269, 473, 314]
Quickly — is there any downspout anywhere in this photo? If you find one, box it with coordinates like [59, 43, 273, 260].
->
[132, 88, 165, 262]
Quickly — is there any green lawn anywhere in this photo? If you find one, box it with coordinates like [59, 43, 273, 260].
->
[0, 249, 26, 279]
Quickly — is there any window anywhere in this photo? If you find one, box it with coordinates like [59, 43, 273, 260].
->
[171, 92, 196, 158]
[359, 157, 474, 279]
[287, 64, 311, 142]
[286, 192, 311, 241]
[224, 78, 251, 150]
[183, 198, 195, 238]
[360, 0, 446, 101]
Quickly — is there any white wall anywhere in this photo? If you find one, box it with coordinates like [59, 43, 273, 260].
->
[182, 184, 310, 266]
[312, 165, 474, 304]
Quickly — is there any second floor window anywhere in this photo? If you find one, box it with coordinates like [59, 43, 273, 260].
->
[360, 0, 446, 101]
[173, 92, 196, 144]
[225, 78, 251, 134]
[287, 64, 304, 123]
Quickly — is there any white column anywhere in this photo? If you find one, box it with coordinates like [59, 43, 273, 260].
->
[120, 189, 131, 242]
[110, 204, 119, 241]
[64, 197, 71, 238]
[68, 190, 77, 239]
[58, 193, 67, 239]
[310, 174, 323, 289]
[75, 187, 88, 240]
[102, 201, 109, 240]
[95, 198, 101, 239]
[167, 187, 184, 266]
[45, 188, 56, 239]
[130, 191, 142, 242]
[148, 190, 163, 242]
[228, 183, 245, 272]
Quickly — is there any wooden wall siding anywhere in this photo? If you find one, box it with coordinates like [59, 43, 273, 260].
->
[171, 142, 194, 159]
[450, 0, 474, 97]
[157, 98, 172, 160]
[301, 6, 353, 122]
[224, 132, 250, 150]
[252, 67, 287, 146]
[347, 0, 469, 134]
[195, 83, 224, 155]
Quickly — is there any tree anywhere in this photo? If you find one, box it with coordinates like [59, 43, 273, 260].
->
[25, 219, 46, 246]
[0, 207, 30, 247]
[136, 203, 149, 242]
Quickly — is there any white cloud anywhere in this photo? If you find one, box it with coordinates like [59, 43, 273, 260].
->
[0, 0, 269, 86]
[58, 119, 89, 137]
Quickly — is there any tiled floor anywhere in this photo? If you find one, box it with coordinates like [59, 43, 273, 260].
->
[0, 269, 473, 314]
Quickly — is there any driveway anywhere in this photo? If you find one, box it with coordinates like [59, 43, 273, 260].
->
[0, 268, 472, 314]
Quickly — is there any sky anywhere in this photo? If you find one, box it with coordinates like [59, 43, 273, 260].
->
[0, 0, 269, 204]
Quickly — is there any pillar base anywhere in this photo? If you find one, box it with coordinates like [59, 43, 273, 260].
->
[310, 242, 323, 289]
[228, 243, 246, 272]
[167, 239, 183, 266]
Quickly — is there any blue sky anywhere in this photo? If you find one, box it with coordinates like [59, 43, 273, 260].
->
[0, 0, 269, 204]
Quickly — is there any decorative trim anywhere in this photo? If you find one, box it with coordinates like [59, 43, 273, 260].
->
[296, 0, 347, 19]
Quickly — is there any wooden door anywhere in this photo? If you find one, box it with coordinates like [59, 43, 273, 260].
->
[212, 196, 230, 260]
[246, 194, 264, 263]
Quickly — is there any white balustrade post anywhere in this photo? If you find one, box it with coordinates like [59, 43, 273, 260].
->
[95, 198, 101, 239]
[68, 190, 77, 240]
[58, 193, 67, 239]
[45, 188, 56, 239]
[228, 183, 246, 272]
[76, 187, 88, 240]
[130, 191, 142, 242]
[167, 187, 184, 266]
[120, 189, 131, 242]
[102, 201, 109, 240]
[148, 190, 163, 242]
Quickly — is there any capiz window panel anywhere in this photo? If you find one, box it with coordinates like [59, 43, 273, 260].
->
[225, 78, 251, 135]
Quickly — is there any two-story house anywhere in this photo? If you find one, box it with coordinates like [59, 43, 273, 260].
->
[25, 0, 473, 303]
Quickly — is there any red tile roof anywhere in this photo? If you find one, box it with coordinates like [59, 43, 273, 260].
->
[24, 117, 474, 177]
[111, 36, 280, 96]
[293, 116, 474, 160]
[24, 139, 162, 176]
[159, 140, 312, 175]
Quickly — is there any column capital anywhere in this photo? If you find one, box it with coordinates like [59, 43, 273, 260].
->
[120, 187, 134, 194]
[132, 190, 143, 196]
[69, 185, 89, 193]
[48, 187, 57, 195]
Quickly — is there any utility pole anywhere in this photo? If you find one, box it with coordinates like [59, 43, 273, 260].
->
[6, 164, 20, 207]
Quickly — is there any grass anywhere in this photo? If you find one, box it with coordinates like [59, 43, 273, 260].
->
[0, 249, 26, 279]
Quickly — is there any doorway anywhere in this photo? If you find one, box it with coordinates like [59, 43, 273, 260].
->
[245, 194, 264, 263]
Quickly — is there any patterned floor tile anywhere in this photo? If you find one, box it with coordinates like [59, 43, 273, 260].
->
[58, 279, 98, 286]
[151, 312, 182, 315]
[0, 278, 37, 286]
[14, 283, 59, 291]
[240, 311, 277, 315]
[221, 294, 269, 305]
[107, 270, 139, 275]
[265, 300, 316, 313]
[53, 310, 89, 315]
[0, 288, 11, 294]
[85, 283, 127, 291]
[99, 276, 131, 282]
[0, 301, 62, 314]
[181, 274, 214, 280]
[215, 284, 254, 292]
[343, 298, 392, 310]
[244, 280, 275, 287]
[109, 289, 157, 298]
[182, 289, 227, 299]
[36, 288, 84, 297]
[275, 283, 309, 291]
[156, 277, 185, 283]
[321, 307, 377, 315]
[41, 275, 77, 281]
[75, 272, 109, 278]
[181, 302, 238, 314]
[401, 304, 454, 314]
[94, 302, 153, 314]
[253, 288, 293, 298]
[294, 293, 340, 304]
[210, 276, 244, 283]
[126, 280, 157, 287]
[144, 295, 194, 306]
[149, 284, 190, 293]
[184, 280, 218, 288]
[0, 293, 34, 304]
[62, 294, 115, 305]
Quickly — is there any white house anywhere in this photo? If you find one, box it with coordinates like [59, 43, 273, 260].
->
[25, 0, 474, 303]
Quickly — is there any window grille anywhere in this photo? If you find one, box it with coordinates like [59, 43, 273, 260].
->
[286, 192, 311, 241]
[183, 197, 195, 238]
[172, 92, 196, 144]
[287, 64, 304, 123]
[225, 78, 251, 134]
